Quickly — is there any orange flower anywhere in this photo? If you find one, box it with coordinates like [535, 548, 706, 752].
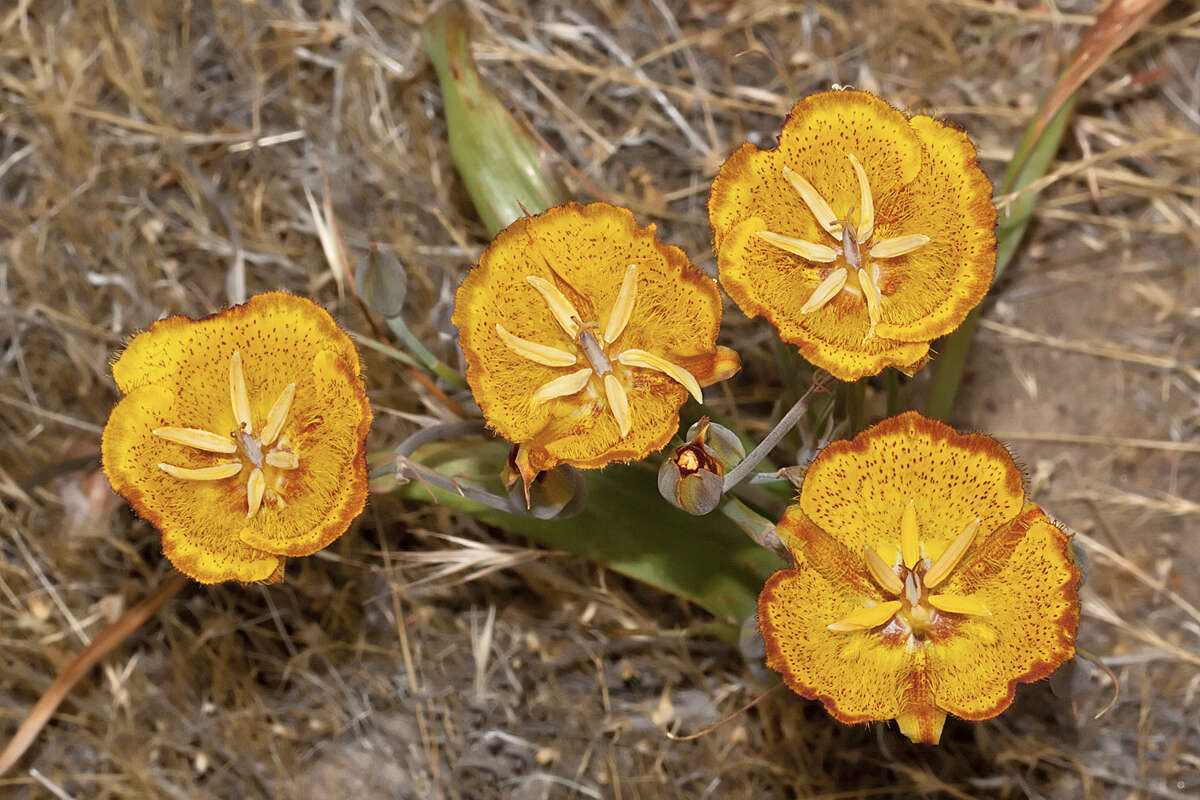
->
[453, 202, 739, 482]
[101, 293, 372, 584]
[758, 412, 1079, 744]
[709, 90, 996, 380]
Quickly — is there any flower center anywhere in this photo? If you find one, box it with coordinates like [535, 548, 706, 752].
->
[494, 265, 703, 438]
[754, 153, 932, 340]
[827, 500, 990, 639]
[152, 350, 300, 519]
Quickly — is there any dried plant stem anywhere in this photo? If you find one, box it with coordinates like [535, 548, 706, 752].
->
[665, 683, 784, 741]
[0, 571, 188, 777]
[722, 377, 825, 492]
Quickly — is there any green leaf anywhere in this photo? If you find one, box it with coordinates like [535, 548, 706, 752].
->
[385, 437, 785, 625]
[421, 7, 568, 236]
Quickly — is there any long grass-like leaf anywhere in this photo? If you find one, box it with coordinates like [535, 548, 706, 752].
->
[421, 7, 567, 235]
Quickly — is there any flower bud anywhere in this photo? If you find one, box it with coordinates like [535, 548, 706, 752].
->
[658, 418, 743, 515]
[503, 446, 587, 520]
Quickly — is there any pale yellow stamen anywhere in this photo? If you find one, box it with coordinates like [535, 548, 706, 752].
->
[152, 427, 237, 454]
[526, 276, 582, 338]
[754, 231, 839, 262]
[800, 267, 848, 314]
[603, 264, 638, 345]
[265, 450, 299, 469]
[782, 166, 842, 236]
[928, 593, 991, 616]
[845, 152, 874, 243]
[246, 467, 265, 518]
[496, 324, 577, 367]
[158, 462, 243, 481]
[864, 546, 904, 596]
[827, 600, 902, 632]
[260, 382, 296, 446]
[603, 373, 631, 437]
[923, 518, 981, 589]
[530, 368, 592, 405]
[229, 350, 253, 435]
[858, 267, 883, 339]
[616, 349, 702, 403]
[869, 234, 931, 259]
[900, 499, 920, 569]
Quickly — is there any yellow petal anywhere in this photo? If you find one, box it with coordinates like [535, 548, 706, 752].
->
[617, 348, 702, 404]
[526, 275, 582, 339]
[858, 267, 883, 340]
[111, 293, 362, 395]
[800, 268, 848, 314]
[870, 114, 996, 342]
[926, 506, 1079, 723]
[260, 382, 296, 446]
[495, 324, 577, 367]
[869, 234, 930, 259]
[901, 498, 920, 569]
[797, 412, 1025, 561]
[530, 368, 592, 405]
[896, 705, 947, 745]
[863, 546, 904, 596]
[265, 450, 299, 469]
[229, 349, 253, 434]
[238, 348, 372, 559]
[679, 345, 741, 388]
[603, 373, 631, 437]
[754, 231, 838, 262]
[603, 264, 638, 345]
[827, 600, 902, 632]
[152, 427, 237, 454]
[246, 467, 265, 518]
[927, 593, 990, 616]
[846, 151, 874, 243]
[782, 165, 842, 237]
[760, 543, 912, 727]
[924, 517, 980, 589]
[158, 461, 243, 481]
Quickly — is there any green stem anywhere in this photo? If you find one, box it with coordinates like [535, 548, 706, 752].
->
[885, 369, 901, 417]
[722, 379, 823, 492]
[719, 496, 788, 561]
[384, 315, 468, 388]
[843, 380, 867, 436]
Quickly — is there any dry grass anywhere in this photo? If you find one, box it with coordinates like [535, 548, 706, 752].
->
[1, 0, 1198, 797]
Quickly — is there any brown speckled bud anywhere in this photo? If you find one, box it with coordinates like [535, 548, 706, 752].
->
[658, 418, 744, 515]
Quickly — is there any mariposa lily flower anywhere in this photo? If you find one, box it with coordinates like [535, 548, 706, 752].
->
[101, 293, 372, 583]
[758, 411, 1079, 744]
[709, 90, 996, 380]
[453, 202, 739, 485]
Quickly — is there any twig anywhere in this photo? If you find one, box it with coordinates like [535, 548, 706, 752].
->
[0, 572, 188, 776]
